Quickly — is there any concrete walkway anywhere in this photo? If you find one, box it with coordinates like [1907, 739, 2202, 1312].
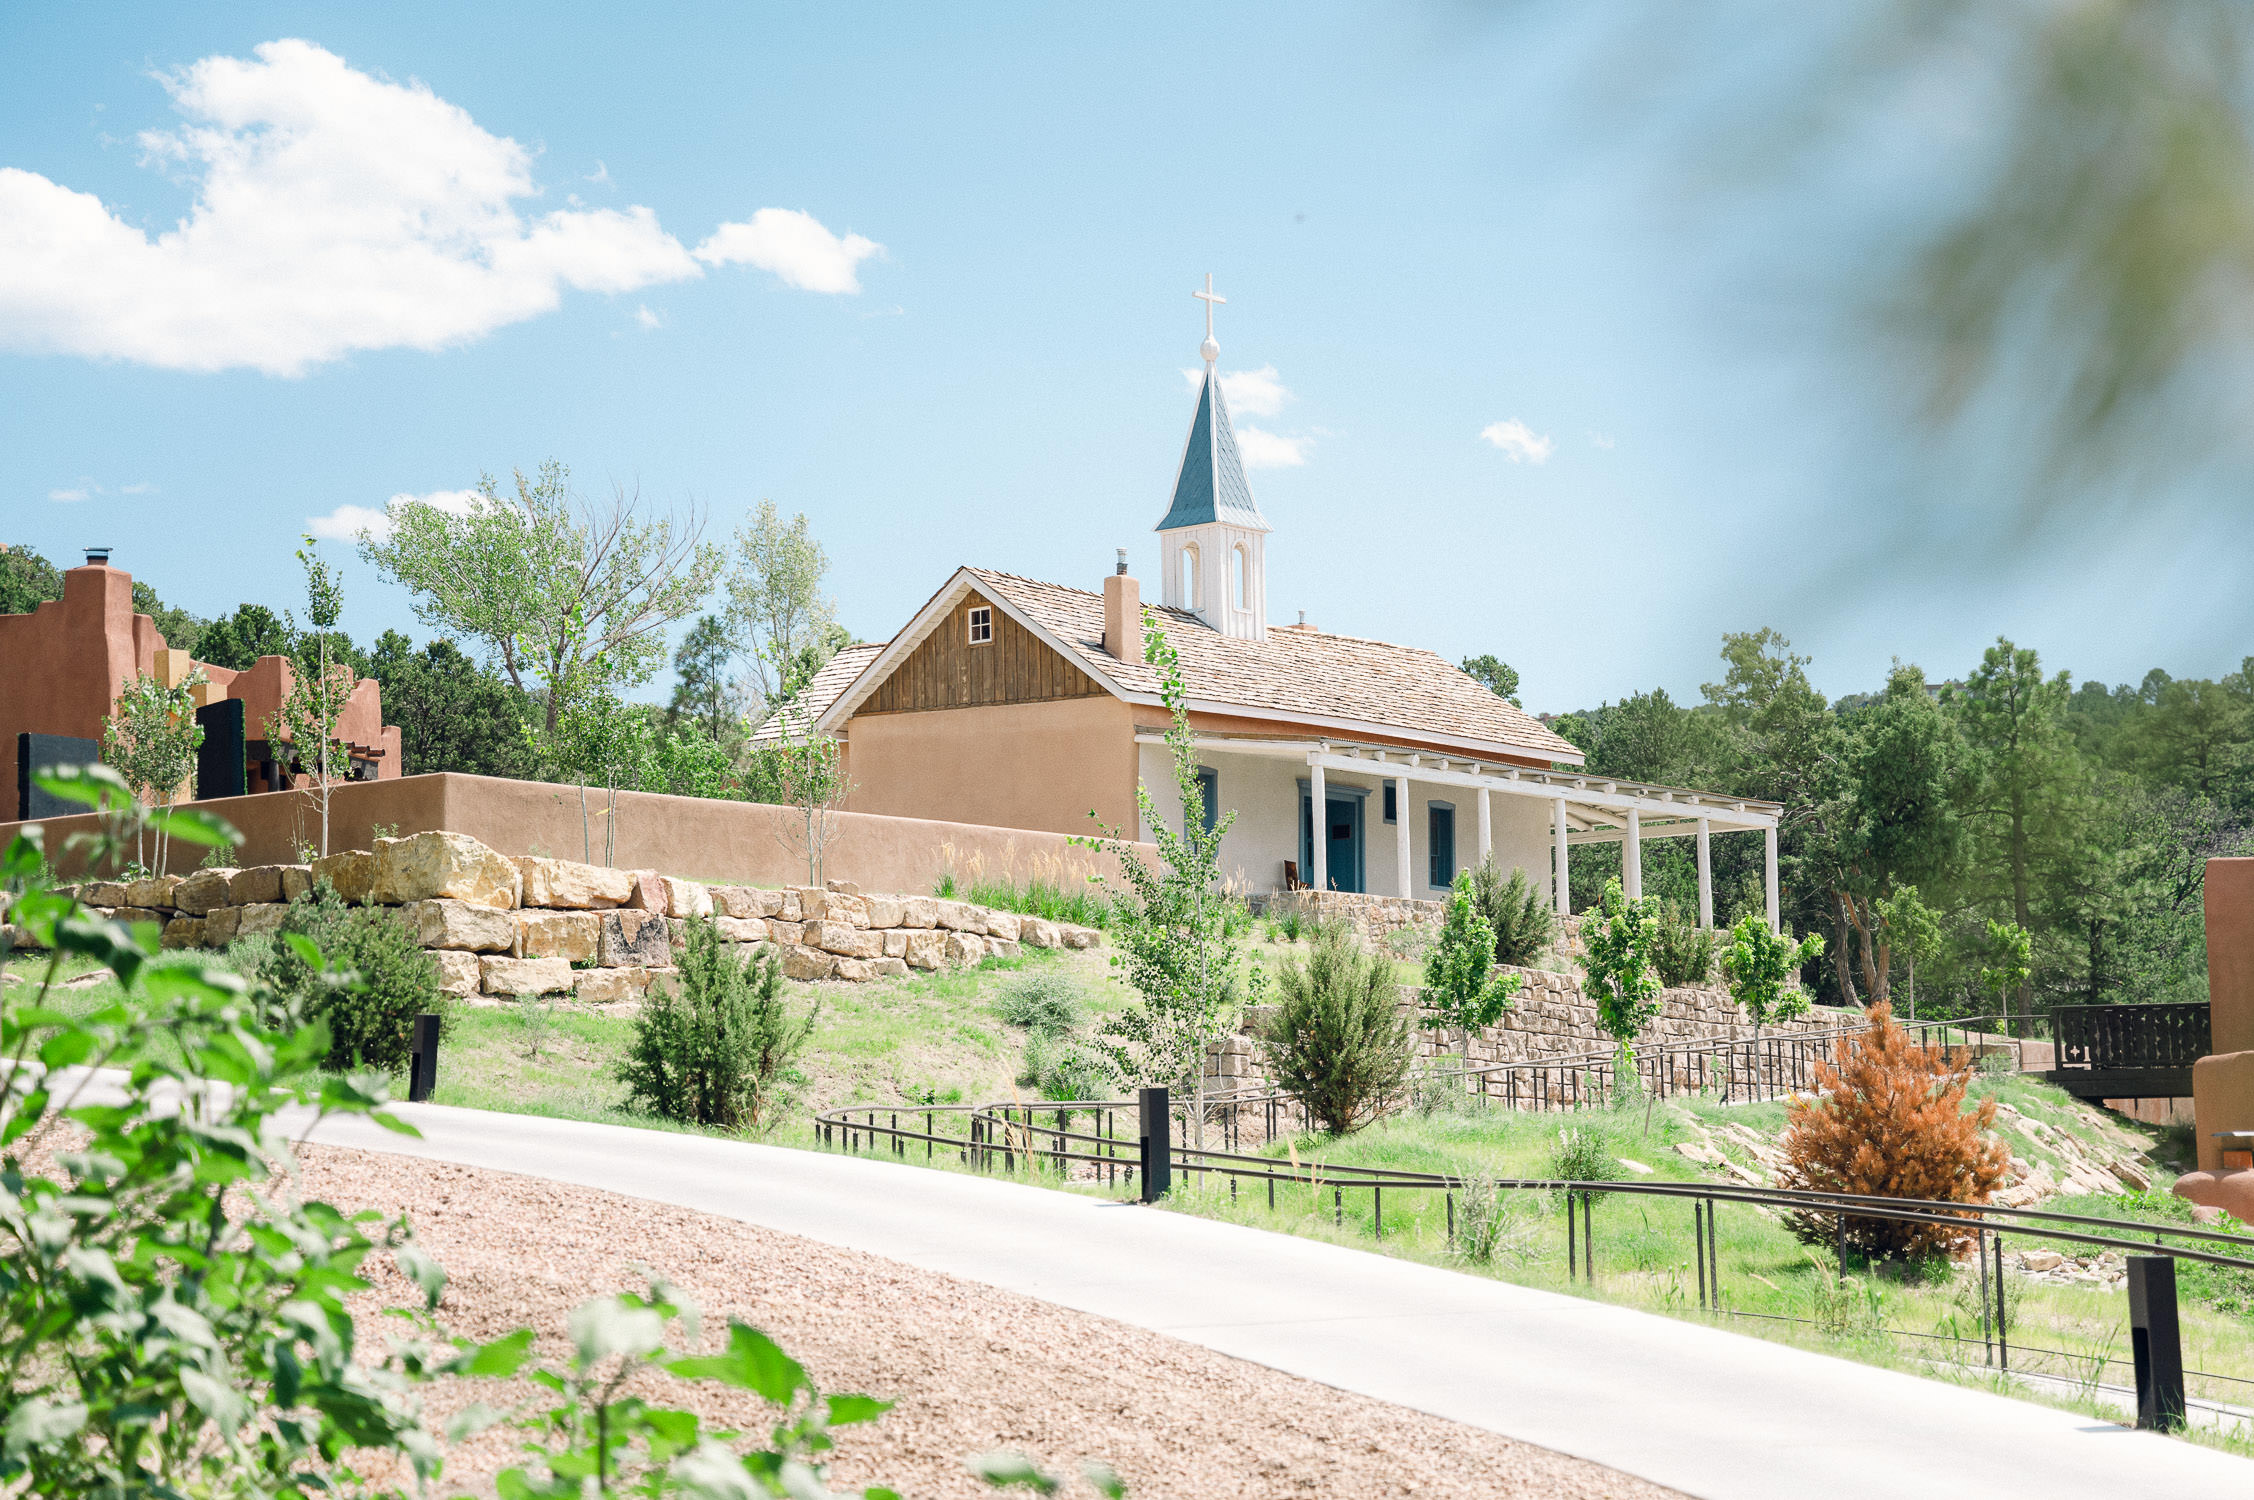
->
[269, 1101, 2253, 1500]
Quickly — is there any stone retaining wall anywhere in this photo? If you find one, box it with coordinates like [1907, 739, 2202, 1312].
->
[9, 829, 1099, 1007]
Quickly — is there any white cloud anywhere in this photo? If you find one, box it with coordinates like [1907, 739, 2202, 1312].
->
[585, 159, 611, 186]
[119, 481, 157, 494]
[1236, 426, 1306, 469]
[1180, 363, 1291, 418]
[309, 487, 481, 542]
[693, 207, 881, 294]
[49, 487, 89, 502]
[0, 40, 880, 375]
[1588, 431, 1615, 450]
[1480, 418, 1554, 464]
[635, 304, 662, 329]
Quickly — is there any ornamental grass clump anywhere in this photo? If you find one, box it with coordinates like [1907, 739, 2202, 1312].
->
[620, 917, 815, 1130]
[1778, 1001, 2011, 1261]
[1261, 922, 1415, 1136]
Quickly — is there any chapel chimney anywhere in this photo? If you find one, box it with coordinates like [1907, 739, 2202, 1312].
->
[1103, 555, 1140, 660]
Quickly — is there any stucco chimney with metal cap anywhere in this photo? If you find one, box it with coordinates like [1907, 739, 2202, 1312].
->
[1103, 549, 1140, 660]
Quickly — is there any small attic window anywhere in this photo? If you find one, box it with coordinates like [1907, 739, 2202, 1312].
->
[967, 606, 993, 644]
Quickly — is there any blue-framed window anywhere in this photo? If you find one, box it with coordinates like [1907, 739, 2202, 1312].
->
[1428, 802, 1456, 889]
[1191, 766, 1220, 834]
[1382, 782, 1397, 823]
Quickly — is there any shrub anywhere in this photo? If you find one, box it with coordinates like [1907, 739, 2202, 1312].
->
[1547, 1121, 1622, 1184]
[259, 879, 444, 1073]
[1576, 877, 1663, 1067]
[1020, 1031, 1114, 1101]
[996, 969, 1085, 1036]
[1720, 912, 1823, 1039]
[1469, 860, 1553, 966]
[1649, 901, 1719, 988]
[619, 918, 816, 1129]
[1261, 923, 1415, 1136]
[1777, 1001, 2011, 1260]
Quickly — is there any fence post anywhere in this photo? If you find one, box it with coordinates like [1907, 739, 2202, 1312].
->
[2128, 1256, 2186, 1432]
[407, 1013, 441, 1103]
[1138, 1086, 1172, 1203]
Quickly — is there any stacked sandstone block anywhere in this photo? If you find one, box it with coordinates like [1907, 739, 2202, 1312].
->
[20, 830, 1100, 1006]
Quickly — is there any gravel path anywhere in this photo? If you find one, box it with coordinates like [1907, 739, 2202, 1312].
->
[302, 1144, 1679, 1499]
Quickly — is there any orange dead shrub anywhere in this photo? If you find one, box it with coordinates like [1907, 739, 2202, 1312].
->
[1777, 1001, 2011, 1260]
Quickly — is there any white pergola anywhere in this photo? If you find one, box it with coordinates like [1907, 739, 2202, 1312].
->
[1139, 733, 1786, 931]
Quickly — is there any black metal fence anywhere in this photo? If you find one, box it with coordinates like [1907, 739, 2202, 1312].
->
[2054, 1004, 2210, 1071]
[817, 1092, 2238, 1432]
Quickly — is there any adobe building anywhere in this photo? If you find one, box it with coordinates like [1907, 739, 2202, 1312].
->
[0, 548, 400, 820]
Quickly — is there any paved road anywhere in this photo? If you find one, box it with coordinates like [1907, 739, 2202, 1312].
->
[269, 1101, 2252, 1500]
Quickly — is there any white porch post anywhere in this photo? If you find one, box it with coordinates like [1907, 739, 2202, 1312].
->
[1476, 786, 1493, 870]
[1309, 756, 1327, 892]
[1764, 824, 1780, 933]
[1623, 809, 1642, 901]
[1696, 818, 1713, 929]
[1394, 776, 1413, 898]
[1553, 797, 1570, 916]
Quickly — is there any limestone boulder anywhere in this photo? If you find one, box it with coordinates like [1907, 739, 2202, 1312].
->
[662, 877, 713, 920]
[174, 868, 239, 916]
[881, 930, 909, 959]
[1059, 925, 1100, 950]
[516, 856, 633, 910]
[825, 879, 862, 897]
[574, 967, 650, 1005]
[399, 898, 516, 953]
[431, 950, 482, 997]
[813, 921, 881, 959]
[84, 881, 133, 908]
[944, 931, 988, 966]
[782, 945, 836, 981]
[598, 909, 672, 968]
[833, 957, 876, 982]
[228, 866, 285, 906]
[766, 919, 804, 947]
[516, 910, 600, 962]
[1020, 918, 1060, 949]
[280, 865, 313, 902]
[988, 938, 1022, 961]
[203, 907, 243, 945]
[982, 911, 1022, 942]
[777, 890, 803, 922]
[622, 870, 668, 911]
[112, 906, 170, 928]
[374, 832, 519, 909]
[934, 901, 985, 934]
[124, 875, 181, 910]
[897, 897, 937, 929]
[862, 896, 905, 929]
[236, 905, 288, 938]
[715, 916, 767, 944]
[310, 850, 376, 904]
[903, 929, 947, 970]
[711, 886, 767, 920]
[480, 955, 573, 996]
[870, 957, 909, 978]
[162, 916, 205, 950]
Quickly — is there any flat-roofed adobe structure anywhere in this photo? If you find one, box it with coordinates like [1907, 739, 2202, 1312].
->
[776, 282, 1785, 924]
[0, 549, 400, 818]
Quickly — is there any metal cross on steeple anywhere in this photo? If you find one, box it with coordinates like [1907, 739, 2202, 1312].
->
[1193, 273, 1224, 365]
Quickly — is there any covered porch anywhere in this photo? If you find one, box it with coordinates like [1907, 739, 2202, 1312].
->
[1136, 731, 1785, 931]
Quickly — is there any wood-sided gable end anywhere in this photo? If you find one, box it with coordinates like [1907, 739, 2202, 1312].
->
[857, 589, 1107, 715]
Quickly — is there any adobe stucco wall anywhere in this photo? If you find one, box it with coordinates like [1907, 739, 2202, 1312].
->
[0, 563, 159, 806]
[0, 772, 1149, 892]
[843, 696, 1138, 838]
[2207, 857, 2254, 1056]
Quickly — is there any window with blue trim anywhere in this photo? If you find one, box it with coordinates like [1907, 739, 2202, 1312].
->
[1428, 803, 1456, 889]
[1192, 766, 1220, 835]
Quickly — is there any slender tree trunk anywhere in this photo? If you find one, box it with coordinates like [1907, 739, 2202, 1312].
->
[318, 638, 331, 857]
[2010, 788, 2033, 1026]
[1830, 892, 1860, 1007]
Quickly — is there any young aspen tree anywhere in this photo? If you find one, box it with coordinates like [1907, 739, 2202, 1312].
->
[100, 670, 206, 872]
[272, 536, 352, 857]
[1082, 610, 1255, 1150]
[1421, 870, 1522, 1083]
[1721, 911, 1825, 1044]
[1576, 876, 1664, 1083]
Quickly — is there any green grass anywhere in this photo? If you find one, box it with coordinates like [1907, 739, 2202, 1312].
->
[932, 871, 1117, 930]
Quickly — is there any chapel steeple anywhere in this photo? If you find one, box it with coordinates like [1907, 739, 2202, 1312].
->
[1157, 274, 1269, 640]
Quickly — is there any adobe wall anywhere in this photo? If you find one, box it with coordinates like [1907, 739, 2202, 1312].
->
[2207, 858, 2254, 1056]
[0, 563, 156, 808]
[0, 771, 1150, 893]
[843, 695, 1139, 839]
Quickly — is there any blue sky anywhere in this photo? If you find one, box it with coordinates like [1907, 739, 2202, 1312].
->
[1, 4, 2242, 714]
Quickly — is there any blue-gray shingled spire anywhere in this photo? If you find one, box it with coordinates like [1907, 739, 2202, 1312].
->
[1156, 364, 1270, 533]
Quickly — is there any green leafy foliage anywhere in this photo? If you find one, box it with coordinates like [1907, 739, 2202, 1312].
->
[0, 541, 63, 615]
[195, 602, 297, 670]
[1261, 923, 1415, 1136]
[1546, 1121, 1622, 1184]
[367, 630, 534, 778]
[1720, 912, 1824, 1037]
[1648, 900, 1720, 988]
[260, 881, 445, 1072]
[1468, 860, 1553, 966]
[1420, 871, 1521, 1069]
[1576, 877, 1664, 1064]
[995, 970, 1084, 1036]
[996, 971, 1109, 1101]
[619, 919, 814, 1129]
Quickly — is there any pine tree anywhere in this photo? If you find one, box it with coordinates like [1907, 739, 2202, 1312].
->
[1778, 1001, 2011, 1260]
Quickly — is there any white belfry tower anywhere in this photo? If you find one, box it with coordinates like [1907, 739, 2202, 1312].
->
[1157, 274, 1270, 639]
